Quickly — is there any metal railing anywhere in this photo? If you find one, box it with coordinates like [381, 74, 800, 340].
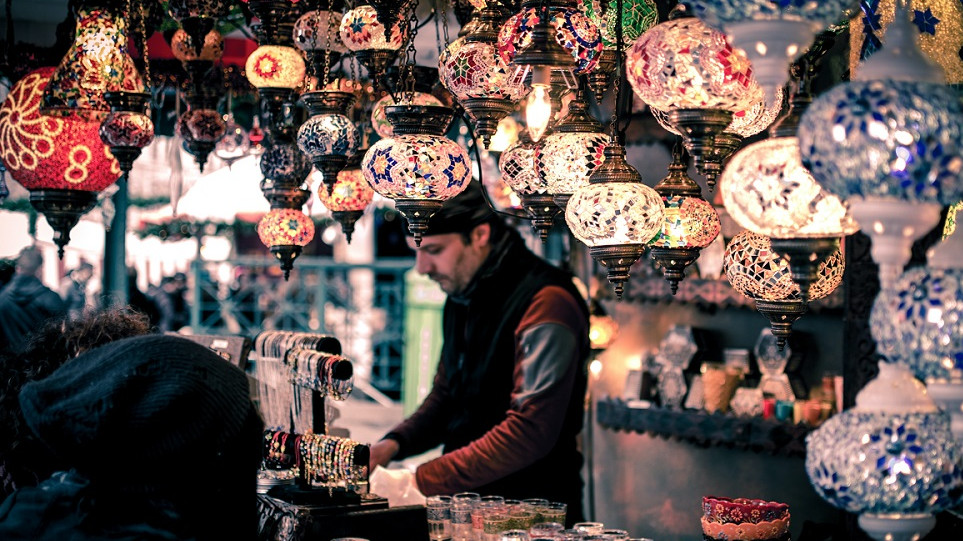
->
[189, 256, 414, 400]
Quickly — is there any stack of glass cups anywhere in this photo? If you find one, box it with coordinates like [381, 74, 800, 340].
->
[427, 495, 452, 541]
[451, 492, 480, 541]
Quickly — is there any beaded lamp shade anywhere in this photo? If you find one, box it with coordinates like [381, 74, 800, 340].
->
[0, 68, 121, 192]
[371, 92, 444, 139]
[171, 28, 224, 63]
[245, 44, 306, 89]
[258, 208, 316, 279]
[497, 6, 604, 76]
[41, 7, 145, 120]
[295, 10, 349, 54]
[339, 5, 404, 52]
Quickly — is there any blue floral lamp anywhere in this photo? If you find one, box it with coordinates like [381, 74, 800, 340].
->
[798, 0, 963, 290]
[806, 361, 963, 541]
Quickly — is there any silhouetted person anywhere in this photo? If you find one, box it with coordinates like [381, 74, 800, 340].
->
[126, 267, 161, 329]
[61, 261, 94, 320]
[0, 247, 65, 354]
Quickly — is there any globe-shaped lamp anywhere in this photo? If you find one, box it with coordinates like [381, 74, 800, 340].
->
[340, 5, 404, 77]
[371, 92, 444, 139]
[566, 144, 665, 299]
[318, 152, 375, 244]
[245, 44, 306, 90]
[724, 231, 844, 348]
[536, 98, 609, 209]
[171, 28, 224, 63]
[626, 9, 756, 186]
[99, 92, 154, 175]
[297, 91, 359, 190]
[581, 0, 658, 102]
[258, 208, 316, 280]
[806, 362, 963, 541]
[500, 138, 559, 242]
[497, 6, 604, 77]
[0, 67, 122, 256]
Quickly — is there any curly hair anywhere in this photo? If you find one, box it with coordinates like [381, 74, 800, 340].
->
[0, 308, 152, 501]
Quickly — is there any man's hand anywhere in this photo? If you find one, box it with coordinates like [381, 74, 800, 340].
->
[369, 438, 400, 472]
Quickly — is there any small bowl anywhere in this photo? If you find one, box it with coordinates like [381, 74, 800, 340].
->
[702, 496, 789, 525]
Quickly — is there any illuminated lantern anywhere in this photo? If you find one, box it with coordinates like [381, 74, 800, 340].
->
[171, 28, 224, 63]
[0, 67, 121, 256]
[318, 152, 375, 244]
[258, 208, 316, 280]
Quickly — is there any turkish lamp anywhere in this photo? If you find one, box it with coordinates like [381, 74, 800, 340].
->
[171, 28, 225, 63]
[258, 207, 316, 280]
[439, 4, 525, 148]
[214, 114, 251, 169]
[805, 362, 963, 541]
[582, 0, 659, 103]
[500, 136, 559, 242]
[99, 92, 154, 176]
[870, 225, 963, 442]
[649, 144, 721, 294]
[340, 5, 405, 81]
[566, 143, 665, 300]
[626, 6, 756, 189]
[167, 0, 232, 57]
[297, 90, 360, 192]
[724, 231, 845, 349]
[537, 95, 609, 210]
[361, 105, 472, 246]
[371, 91, 444, 139]
[245, 44, 306, 106]
[798, 2, 963, 291]
[318, 151, 375, 244]
[295, 9, 349, 85]
[41, 6, 145, 121]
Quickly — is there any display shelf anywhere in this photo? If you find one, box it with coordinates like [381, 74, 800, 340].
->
[596, 398, 812, 457]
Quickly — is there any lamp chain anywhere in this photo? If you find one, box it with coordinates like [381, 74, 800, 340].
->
[403, 0, 419, 103]
[440, 0, 450, 51]
[610, 0, 624, 144]
[433, 0, 443, 57]
[320, 0, 332, 87]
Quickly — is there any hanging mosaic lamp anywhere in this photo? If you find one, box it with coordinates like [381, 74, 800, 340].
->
[245, 0, 307, 130]
[439, 3, 526, 148]
[536, 93, 609, 210]
[362, 105, 472, 246]
[245, 44, 307, 92]
[686, 0, 855, 103]
[318, 151, 375, 244]
[297, 90, 360, 192]
[176, 106, 227, 173]
[806, 362, 963, 541]
[41, 6, 145, 121]
[721, 32, 858, 302]
[649, 143, 721, 294]
[214, 114, 251, 168]
[626, 4, 756, 189]
[260, 139, 314, 207]
[0, 67, 122, 257]
[580, 0, 658, 103]
[295, 8, 349, 90]
[798, 2, 963, 290]
[167, 0, 232, 57]
[566, 142, 665, 300]
[500, 135, 559, 242]
[340, 4, 405, 82]
[99, 92, 154, 177]
[258, 207, 316, 280]
[724, 231, 845, 349]
[171, 27, 224, 63]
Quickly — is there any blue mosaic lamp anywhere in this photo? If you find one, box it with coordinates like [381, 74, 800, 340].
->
[806, 361, 963, 541]
[870, 224, 963, 448]
[798, 1, 963, 289]
[685, 0, 854, 102]
[297, 91, 360, 192]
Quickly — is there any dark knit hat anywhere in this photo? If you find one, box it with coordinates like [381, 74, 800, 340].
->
[18, 334, 254, 489]
[420, 181, 499, 236]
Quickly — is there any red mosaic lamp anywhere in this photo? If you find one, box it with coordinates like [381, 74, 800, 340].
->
[258, 207, 316, 280]
[318, 151, 375, 244]
[0, 67, 122, 257]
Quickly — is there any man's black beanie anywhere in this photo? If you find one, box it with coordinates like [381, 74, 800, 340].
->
[419, 181, 499, 236]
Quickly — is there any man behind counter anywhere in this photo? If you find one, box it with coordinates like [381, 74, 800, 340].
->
[369, 183, 590, 524]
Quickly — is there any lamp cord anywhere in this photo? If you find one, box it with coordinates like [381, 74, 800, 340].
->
[612, 0, 625, 145]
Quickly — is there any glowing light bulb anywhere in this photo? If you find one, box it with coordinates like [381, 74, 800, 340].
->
[526, 85, 552, 142]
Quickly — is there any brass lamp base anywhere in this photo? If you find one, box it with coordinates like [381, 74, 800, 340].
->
[755, 298, 808, 350]
[394, 198, 444, 247]
[587, 49, 618, 104]
[355, 50, 399, 85]
[770, 236, 840, 304]
[313, 155, 350, 192]
[109, 146, 143, 176]
[462, 97, 516, 149]
[332, 210, 365, 244]
[385, 105, 455, 136]
[552, 193, 572, 213]
[520, 192, 559, 243]
[590, 244, 646, 300]
[300, 90, 356, 116]
[271, 245, 302, 281]
[701, 132, 743, 188]
[665, 108, 732, 191]
[650, 246, 702, 295]
[29, 189, 99, 259]
[260, 180, 310, 209]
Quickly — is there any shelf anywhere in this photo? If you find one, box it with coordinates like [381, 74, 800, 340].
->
[596, 398, 812, 458]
